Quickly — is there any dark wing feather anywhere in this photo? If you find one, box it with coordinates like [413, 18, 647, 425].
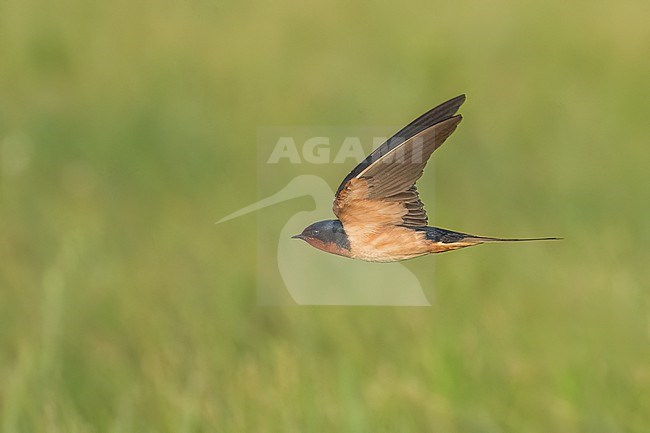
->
[334, 115, 463, 228]
[335, 94, 466, 196]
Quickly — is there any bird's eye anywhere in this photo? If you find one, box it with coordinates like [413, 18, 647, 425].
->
[312, 230, 319, 235]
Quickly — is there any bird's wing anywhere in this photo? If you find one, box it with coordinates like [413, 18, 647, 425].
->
[335, 94, 466, 197]
[333, 111, 463, 230]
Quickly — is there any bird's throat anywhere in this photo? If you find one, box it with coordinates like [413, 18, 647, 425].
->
[304, 237, 353, 258]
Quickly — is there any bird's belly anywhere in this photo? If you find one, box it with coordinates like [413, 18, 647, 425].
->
[347, 226, 431, 262]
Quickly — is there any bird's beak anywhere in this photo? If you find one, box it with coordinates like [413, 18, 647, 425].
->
[292, 234, 304, 240]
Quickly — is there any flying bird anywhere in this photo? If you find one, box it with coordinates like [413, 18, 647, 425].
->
[293, 95, 559, 262]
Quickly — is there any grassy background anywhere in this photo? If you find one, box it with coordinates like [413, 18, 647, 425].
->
[1, 0, 649, 431]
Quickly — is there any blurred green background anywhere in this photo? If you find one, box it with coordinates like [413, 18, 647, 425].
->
[1, 0, 649, 431]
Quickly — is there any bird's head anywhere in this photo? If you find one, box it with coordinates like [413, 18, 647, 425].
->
[292, 219, 351, 257]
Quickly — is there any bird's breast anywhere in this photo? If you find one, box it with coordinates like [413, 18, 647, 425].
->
[345, 225, 431, 262]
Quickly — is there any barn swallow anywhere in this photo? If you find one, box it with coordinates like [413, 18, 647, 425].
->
[292, 95, 560, 262]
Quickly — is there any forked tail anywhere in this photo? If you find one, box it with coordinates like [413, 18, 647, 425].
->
[422, 226, 562, 244]
[465, 235, 562, 243]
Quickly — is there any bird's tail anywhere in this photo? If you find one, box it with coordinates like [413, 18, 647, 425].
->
[422, 227, 561, 245]
[463, 235, 562, 243]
